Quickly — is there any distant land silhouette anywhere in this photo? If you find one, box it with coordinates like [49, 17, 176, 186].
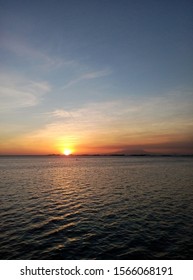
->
[1, 153, 193, 157]
[44, 151, 193, 157]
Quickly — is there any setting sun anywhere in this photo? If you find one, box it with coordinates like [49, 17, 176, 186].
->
[63, 149, 72, 156]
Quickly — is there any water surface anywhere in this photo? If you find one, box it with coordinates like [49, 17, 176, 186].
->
[0, 156, 193, 259]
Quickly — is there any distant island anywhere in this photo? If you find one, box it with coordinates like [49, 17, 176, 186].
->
[47, 154, 61, 156]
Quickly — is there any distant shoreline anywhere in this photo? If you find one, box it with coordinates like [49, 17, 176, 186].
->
[0, 154, 193, 157]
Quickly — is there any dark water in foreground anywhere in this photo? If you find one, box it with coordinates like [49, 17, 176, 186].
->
[0, 156, 193, 260]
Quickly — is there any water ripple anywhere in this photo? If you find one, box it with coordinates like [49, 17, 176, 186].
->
[0, 156, 193, 259]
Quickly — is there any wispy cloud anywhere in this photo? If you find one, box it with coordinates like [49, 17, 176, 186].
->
[1, 88, 192, 154]
[0, 34, 76, 70]
[62, 68, 112, 89]
[81, 69, 112, 79]
[0, 73, 51, 110]
[49, 88, 193, 122]
[43, 89, 193, 142]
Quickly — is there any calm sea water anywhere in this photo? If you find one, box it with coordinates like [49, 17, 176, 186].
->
[0, 156, 193, 260]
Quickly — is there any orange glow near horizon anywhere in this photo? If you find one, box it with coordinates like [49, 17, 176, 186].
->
[0, 131, 193, 156]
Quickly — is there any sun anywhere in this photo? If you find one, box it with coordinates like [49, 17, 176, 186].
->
[63, 149, 72, 156]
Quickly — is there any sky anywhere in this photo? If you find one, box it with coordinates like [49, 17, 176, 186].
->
[0, 0, 193, 155]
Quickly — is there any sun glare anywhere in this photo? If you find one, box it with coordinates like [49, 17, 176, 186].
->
[63, 149, 72, 156]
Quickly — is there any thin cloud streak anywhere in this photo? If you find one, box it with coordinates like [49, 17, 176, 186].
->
[62, 68, 112, 89]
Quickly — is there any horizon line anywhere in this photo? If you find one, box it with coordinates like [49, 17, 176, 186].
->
[0, 153, 193, 157]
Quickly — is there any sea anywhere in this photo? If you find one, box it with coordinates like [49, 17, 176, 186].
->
[0, 156, 193, 260]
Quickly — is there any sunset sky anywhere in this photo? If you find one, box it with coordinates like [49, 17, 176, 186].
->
[0, 0, 193, 155]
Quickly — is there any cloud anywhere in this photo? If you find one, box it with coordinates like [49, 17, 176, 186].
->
[1, 86, 192, 154]
[1, 34, 112, 90]
[0, 34, 76, 70]
[48, 109, 73, 119]
[81, 69, 112, 79]
[48, 88, 193, 128]
[41, 89, 193, 147]
[0, 73, 51, 110]
[62, 68, 111, 88]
